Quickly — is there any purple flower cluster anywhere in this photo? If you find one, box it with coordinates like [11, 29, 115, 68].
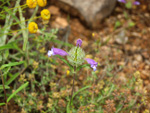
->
[118, 0, 140, 5]
[47, 39, 98, 71]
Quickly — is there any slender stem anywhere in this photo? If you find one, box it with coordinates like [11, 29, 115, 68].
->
[0, 69, 8, 112]
[70, 66, 76, 105]
[28, 5, 39, 24]
[92, 74, 95, 102]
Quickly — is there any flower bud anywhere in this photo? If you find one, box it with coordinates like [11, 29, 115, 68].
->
[26, 0, 37, 8]
[28, 22, 38, 34]
[41, 9, 50, 20]
[37, 0, 47, 7]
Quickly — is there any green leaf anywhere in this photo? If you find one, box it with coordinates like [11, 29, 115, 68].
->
[0, 0, 21, 46]
[67, 85, 91, 112]
[3, 67, 11, 81]
[0, 55, 2, 62]
[0, 42, 16, 50]
[6, 72, 20, 86]
[128, 21, 135, 27]
[125, 2, 132, 9]
[66, 101, 70, 113]
[76, 64, 90, 72]
[0, 61, 25, 70]
[72, 85, 91, 100]
[123, 11, 128, 19]
[18, 5, 28, 51]
[0, 103, 5, 106]
[0, 85, 10, 89]
[55, 55, 73, 71]
[7, 82, 29, 103]
[116, 104, 123, 113]
[4, 49, 9, 60]
[0, 41, 22, 53]
[105, 84, 115, 95]
[115, 21, 121, 29]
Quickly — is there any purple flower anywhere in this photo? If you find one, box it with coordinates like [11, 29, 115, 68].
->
[85, 58, 98, 71]
[133, 1, 140, 5]
[47, 47, 68, 57]
[76, 39, 82, 47]
[118, 0, 126, 3]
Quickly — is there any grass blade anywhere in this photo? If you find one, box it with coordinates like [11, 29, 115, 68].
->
[0, 61, 25, 70]
[56, 55, 73, 71]
[66, 100, 70, 113]
[5, 72, 20, 86]
[0, 85, 10, 89]
[72, 85, 91, 99]
[0, 103, 5, 106]
[7, 82, 29, 103]
[0, 0, 21, 46]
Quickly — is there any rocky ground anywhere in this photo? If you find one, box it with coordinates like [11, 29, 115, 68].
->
[48, 0, 150, 89]
[1, 0, 150, 112]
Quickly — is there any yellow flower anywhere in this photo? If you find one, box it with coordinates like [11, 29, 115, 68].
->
[143, 109, 149, 113]
[133, 71, 140, 78]
[41, 9, 50, 20]
[104, 87, 109, 92]
[85, 54, 93, 59]
[31, 92, 37, 97]
[28, 22, 38, 34]
[21, 108, 27, 113]
[66, 70, 70, 76]
[47, 103, 52, 109]
[52, 92, 60, 98]
[37, 0, 47, 7]
[49, 82, 56, 87]
[29, 100, 34, 105]
[28, 74, 35, 80]
[32, 61, 39, 69]
[39, 47, 46, 53]
[79, 96, 83, 100]
[92, 33, 95, 37]
[26, 0, 37, 8]
[19, 74, 27, 83]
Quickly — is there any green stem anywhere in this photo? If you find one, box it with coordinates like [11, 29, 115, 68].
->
[0, 0, 21, 46]
[70, 66, 77, 108]
[28, 6, 39, 24]
[92, 73, 95, 102]
[0, 70, 8, 112]
[70, 66, 76, 105]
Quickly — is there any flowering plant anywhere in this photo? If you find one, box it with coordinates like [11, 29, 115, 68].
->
[48, 39, 98, 71]
[47, 39, 98, 108]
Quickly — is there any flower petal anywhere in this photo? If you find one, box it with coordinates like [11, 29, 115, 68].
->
[85, 58, 98, 71]
[85, 58, 98, 65]
[133, 1, 140, 5]
[53, 48, 68, 56]
[76, 39, 82, 47]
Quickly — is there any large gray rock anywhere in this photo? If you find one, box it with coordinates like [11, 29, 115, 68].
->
[53, 0, 116, 28]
